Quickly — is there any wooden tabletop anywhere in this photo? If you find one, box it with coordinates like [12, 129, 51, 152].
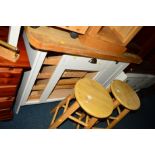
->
[111, 80, 140, 110]
[75, 78, 114, 118]
[25, 26, 142, 64]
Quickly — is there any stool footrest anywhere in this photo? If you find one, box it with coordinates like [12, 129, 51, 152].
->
[69, 115, 88, 127]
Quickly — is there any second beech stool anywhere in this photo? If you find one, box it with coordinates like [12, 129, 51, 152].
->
[85, 80, 141, 129]
[49, 78, 114, 129]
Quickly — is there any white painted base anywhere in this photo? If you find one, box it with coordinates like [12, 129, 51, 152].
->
[14, 33, 129, 114]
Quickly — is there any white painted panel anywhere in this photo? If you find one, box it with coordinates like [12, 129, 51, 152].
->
[14, 34, 47, 113]
[23, 32, 42, 67]
[102, 62, 129, 88]
[65, 55, 113, 71]
[126, 73, 155, 91]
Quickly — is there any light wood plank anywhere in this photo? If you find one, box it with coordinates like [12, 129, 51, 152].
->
[37, 66, 56, 79]
[84, 72, 97, 79]
[48, 89, 74, 99]
[57, 78, 79, 85]
[42, 66, 56, 73]
[62, 71, 87, 78]
[43, 56, 61, 65]
[56, 26, 89, 34]
[33, 84, 74, 91]
[25, 26, 142, 64]
[108, 26, 142, 45]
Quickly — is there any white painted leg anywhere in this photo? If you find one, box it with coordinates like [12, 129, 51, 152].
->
[14, 33, 47, 114]
[40, 55, 69, 102]
[97, 62, 129, 88]
[8, 26, 21, 47]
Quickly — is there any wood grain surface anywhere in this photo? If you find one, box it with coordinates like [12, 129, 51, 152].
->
[25, 26, 142, 64]
[75, 78, 114, 118]
[111, 80, 140, 110]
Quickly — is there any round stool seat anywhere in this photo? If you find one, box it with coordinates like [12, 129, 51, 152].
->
[75, 78, 114, 118]
[111, 80, 140, 110]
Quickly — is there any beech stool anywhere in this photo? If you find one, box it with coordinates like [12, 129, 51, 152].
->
[86, 80, 141, 129]
[49, 78, 114, 129]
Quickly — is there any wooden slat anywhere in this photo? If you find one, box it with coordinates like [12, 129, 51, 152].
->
[32, 84, 46, 90]
[43, 56, 61, 65]
[55, 84, 74, 89]
[62, 71, 87, 78]
[36, 79, 49, 85]
[37, 72, 52, 79]
[49, 89, 73, 99]
[25, 26, 142, 64]
[37, 66, 56, 79]
[69, 115, 88, 126]
[32, 84, 74, 91]
[28, 89, 74, 101]
[41, 66, 56, 73]
[28, 91, 42, 100]
[57, 78, 79, 85]
[84, 72, 97, 79]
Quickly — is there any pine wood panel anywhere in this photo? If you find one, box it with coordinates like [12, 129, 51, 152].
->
[56, 26, 89, 34]
[98, 27, 123, 45]
[28, 90, 42, 100]
[108, 26, 142, 45]
[43, 56, 61, 65]
[25, 26, 142, 64]
[33, 84, 74, 91]
[62, 71, 87, 78]
[57, 78, 79, 85]
[41, 66, 56, 73]
[37, 66, 56, 79]
[28, 89, 73, 100]
[84, 72, 97, 79]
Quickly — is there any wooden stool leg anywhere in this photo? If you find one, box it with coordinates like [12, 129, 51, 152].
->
[84, 117, 98, 129]
[51, 93, 75, 113]
[106, 109, 130, 129]
[49, 101, 80, 129]
[76, 113, 86, 129]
